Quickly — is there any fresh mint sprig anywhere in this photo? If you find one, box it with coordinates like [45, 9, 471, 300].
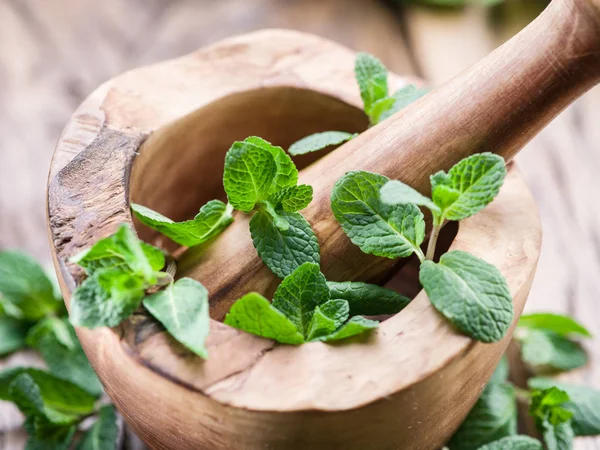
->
[225, 263, 378, 344]
[286, 52, 428, 156]
[69, 224, 211, 359]
[331, 153, 512, 343]
[223, 136, 320, 278]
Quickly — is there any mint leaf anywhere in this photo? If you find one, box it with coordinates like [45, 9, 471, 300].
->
[355, 53, 388, 115]
[250, 210, 320, 279]
[448, 382, 517, 450]
[529, 387, 574, 450]
[477, 436, 543, 450]
[245, 136, 298, 195]
[318, 316, 378, 342]
[0, 251, 62, 320]
[0, 316, 30, 356]
[517, 329, 587, 372]
[76, 405, 118, 450]
[431, 153, 506, 221]
[379, 179, 440, 214]
[24, 418, 75, 450]
[224, 293, 304, 345]
[419, 250, 513, 343]
[143, 278, 210, 359]
[70, 270, 144, 329]
[518, 313, 591, 338]
[26, 318, 103, 396]
[306, 299, 349, 341]
[223, 139, 278, 212]
[0, 368, 96, 422]
[288, 131, 357, 156]
[268, 185, 313, 212]
[331, 171, 425, 260]
[272, 263, 329, 336]
[71, 224, 164, 279]
[131, 200, 233, 247]
[528, 378, 600, 436]
[326, 281, 410, 316]
[543, 421, 574, 450]
[367, 97, 396, 125]
[377, 85, 429, 123]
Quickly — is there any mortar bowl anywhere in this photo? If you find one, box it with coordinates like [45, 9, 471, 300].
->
[47, 30, 542, 450]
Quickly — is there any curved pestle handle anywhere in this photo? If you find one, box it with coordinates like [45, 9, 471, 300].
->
[178, 0, 600, 320]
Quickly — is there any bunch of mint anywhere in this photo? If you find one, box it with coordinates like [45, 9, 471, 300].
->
[0, 251, 117, 448]
[446, 348, 600, 450]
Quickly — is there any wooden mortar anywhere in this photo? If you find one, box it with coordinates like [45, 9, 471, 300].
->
[47, 0, 599, 448]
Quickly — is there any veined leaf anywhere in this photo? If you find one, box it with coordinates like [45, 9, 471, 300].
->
[0, 316, 30, 356]
[376, 85, 429, 123]
[224, 293, 304, 345]
[272, 263, 329, 336]
[250, 210, 320, 279]
[143, 278, 210, 359]
[517, 329, 587, 372]
[355, 53, 388, 114]
[326, 281, 410, 316]
[131, 200, 233, 247]
[288, 131, 356, 156]
[476, 436, 543, 450]
[379, 179, 440, 214]
[331, 171, 425, 260]
[268, 185, 313, 212]
[306, 299, 349, 342]
[317, 316, 378, 342]
[76, 405, 118, 450]
[419, 251, 513, 343]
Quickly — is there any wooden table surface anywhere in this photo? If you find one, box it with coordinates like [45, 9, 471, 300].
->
[0, 0, 598, 448]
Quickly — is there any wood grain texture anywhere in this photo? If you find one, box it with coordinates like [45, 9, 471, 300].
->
[404, 1, 600, 448]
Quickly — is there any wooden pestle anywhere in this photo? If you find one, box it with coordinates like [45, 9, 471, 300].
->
[178, 0, 600, 320]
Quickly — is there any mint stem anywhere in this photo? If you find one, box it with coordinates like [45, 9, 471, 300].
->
[426, 222, 441, 261]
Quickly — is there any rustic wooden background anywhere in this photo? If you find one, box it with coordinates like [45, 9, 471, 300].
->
[0, 0, 598, 448]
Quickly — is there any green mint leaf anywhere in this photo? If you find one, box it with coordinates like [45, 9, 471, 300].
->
[69, 270, 144, 329]
[489, 356, 510, 384]
[222, 139, 278, 212]
[24, 418, 76, 450]
[419, 250, 513, 343]
[528, 378, 600, 436]
[376, 85, 429, 124]
[476, 436, 543, 450]
[143, 278, 210, 359]
[272, 262, 329, 336]
[355, 52, 388, 114]
[448, 382, 517, 450]
[379, 179, 441, 215]
[26, 318, 103, 396]
[542, 420, 574, 450]
[431, 153, 506, 221]
[331, 171, 425, 260]
[288, 131, 357, 156]
[250, 210, 320, 279]
[518, 313, 591, 338]
[307, 299, 349, 341]
[224, 293, 304, 345]
[367, 97, 396, 125]
[326, 281, 410, 316]
[0, 316, 30, 356]
[0, 368, 96, 422]
[76, 405, 118, 450]
[268, 185, 313, 212]
[0, 251, 62, 320]
[245, 136, 298, 195]
[131, 200, 233, 247]
[317, 316, 378, 342]
[517, 329, 587, 372]
[71, 224, 164, 280]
